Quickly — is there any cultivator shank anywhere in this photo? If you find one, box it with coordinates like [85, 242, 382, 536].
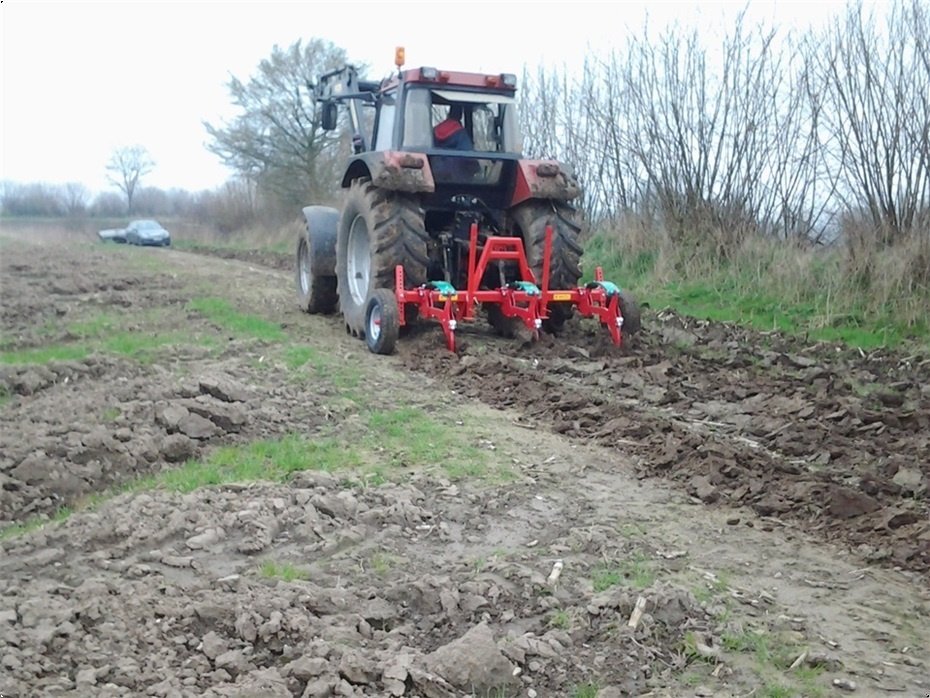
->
[394, 223, 627, 352]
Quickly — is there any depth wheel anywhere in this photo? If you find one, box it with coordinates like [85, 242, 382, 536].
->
[618, 289, 642, 339]
[365, 289, 400, 355]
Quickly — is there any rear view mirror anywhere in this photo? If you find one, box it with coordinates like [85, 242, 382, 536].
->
[321, 102, 338, 131]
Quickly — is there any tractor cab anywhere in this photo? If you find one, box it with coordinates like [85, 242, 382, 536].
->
[369, 65, 524, 213]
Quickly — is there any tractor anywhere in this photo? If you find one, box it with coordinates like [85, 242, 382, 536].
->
[295, 48, 639, 353]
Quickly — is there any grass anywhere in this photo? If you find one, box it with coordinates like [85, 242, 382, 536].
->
[260, 559, 307, 582]
[187, 297, 285, 342]
[1, 434, 357, 539]
[682, 631, 718, 665]
[174, 237, 291, 256]
[0, 331, 196, 365]
[0, 344, 90, 364]
[68, 311, 122, 339]
[149, 435, 361, 493]
[571, 682, 600, 698]
[363, 406, 510, 481]
[717, 625, 824, 697]
[282, 343, 362, 395]
[548, 609, 571, 629]
[591, 552, 656, 591]
[0, 407, 503, 539]
[369, 552, 397, 576]
[0, 303, 215, 366]
[585, 224, 930, 350]
[0, 506, 72, 540]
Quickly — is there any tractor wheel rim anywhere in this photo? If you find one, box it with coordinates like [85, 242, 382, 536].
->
[368, 305, 382, 341]
[347, 215, 371, 306]
[298, 241, 311, 293]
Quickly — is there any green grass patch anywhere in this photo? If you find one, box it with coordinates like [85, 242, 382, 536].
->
[0, 506, 72, 540]
[591, 552, 656, 591]
[548, 609, 571, 629]
[187, 297, 285, 342]
[0, 434, 360, 540]
[682, 631, 718, 665]
[283, 345, 322, 370]
[0, 331, 211, 366]
[363, 407, 509, 481]
[718, 625, 824, 696]
[369, 552, 398, 576]
[155, 435, 361, 493]
[281, 343, 361, 393]
[0, 344, 90, 364]
[102, 330, 194, 360]
[721, 628, 797, 668]
[174, 238, 291, 255]
[260, 560, 307, 582]
[571, 682, 600, 698]
[68, 312, 122, 339]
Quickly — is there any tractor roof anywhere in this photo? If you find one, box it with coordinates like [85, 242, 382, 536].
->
[380, 67, 518, 93]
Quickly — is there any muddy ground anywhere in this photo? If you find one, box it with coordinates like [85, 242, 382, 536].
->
[1, 228, 928, 697]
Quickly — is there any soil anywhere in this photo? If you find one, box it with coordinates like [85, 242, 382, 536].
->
[1, 227, 928, 698]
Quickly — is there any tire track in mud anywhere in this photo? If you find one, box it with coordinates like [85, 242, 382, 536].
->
[395, 317, 930, 578]
[184, 246, 930, 577]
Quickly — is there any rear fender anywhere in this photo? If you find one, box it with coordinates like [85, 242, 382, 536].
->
[511, 160, 582, 207]
[341, 152, 435, 193]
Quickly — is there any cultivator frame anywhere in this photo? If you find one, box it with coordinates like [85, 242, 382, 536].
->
[390, 223, 627, 352]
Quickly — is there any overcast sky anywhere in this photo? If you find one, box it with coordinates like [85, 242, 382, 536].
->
[2, 0, 865, 195]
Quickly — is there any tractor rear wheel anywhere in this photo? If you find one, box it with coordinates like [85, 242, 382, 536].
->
[511, 200, 585, 332]
[336, 179, 429, 337]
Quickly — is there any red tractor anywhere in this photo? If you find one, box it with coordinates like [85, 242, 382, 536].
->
[296, 49, 639, 353]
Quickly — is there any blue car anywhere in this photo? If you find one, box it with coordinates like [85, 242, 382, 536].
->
[125, 219, 171, 247]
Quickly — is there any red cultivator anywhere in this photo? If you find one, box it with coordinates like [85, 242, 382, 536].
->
[362, 223, 635, 354]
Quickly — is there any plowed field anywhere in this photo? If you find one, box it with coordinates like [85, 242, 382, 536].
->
[1, 227, 927, 698]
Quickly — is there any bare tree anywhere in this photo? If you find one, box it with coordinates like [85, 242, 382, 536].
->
[106, 145, 155, 214]
[62, 182, 90, 216]
[817, 0, 930, 243]
[205, 38, 350, 212]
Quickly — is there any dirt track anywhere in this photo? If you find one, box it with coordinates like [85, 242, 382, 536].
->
[1, 228, 928, 697]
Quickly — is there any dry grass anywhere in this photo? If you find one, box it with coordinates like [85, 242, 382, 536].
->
[173, 219, 302, 254]
[587, 215, 930, 348]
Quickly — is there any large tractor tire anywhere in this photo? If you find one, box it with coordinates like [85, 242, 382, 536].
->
[336, 179, 429, 337]
[510, 200, 585, 332]
[296, 206, 338, 314]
